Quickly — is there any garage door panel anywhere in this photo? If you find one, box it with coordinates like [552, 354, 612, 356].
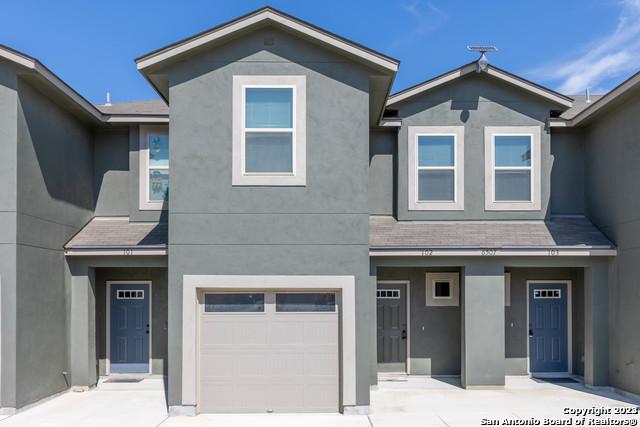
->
[198, 291, 339, 413]
[305, 351, 339, 376]
[269, 351, 305, 375]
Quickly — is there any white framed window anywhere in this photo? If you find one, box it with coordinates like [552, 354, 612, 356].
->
[232, 75, 306, 186]
[426, 272, 459, 306]
[376, 289, 400, 299]
[484, 126, 541, 211]
[116, 290, 144, 300]
[139, 125, 169, 210]
[408, 126, 464, 211]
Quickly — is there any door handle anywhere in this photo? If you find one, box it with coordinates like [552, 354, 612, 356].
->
[402, 329, 407, 340]
[528, 325, 533, 337]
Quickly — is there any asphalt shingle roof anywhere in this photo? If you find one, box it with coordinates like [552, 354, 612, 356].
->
[560, 95, 604, 120]
[95, 100, 169, 116]
[65, 218, 167, 248]
[369, 216, 614, 249]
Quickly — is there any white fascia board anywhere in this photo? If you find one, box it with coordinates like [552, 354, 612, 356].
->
[387, 64, 475, 106]
[105, 116, 169, 123]
[387, 64, 573, 108]
[548, 118, 569, 128]
[369, 248, 617, 257]
[571, 72, 640, 126]
[485, 67, 573, 108]
[64, 248, 168, 256]
[136, 10, 398, 72]
[0, 46, 104, 122]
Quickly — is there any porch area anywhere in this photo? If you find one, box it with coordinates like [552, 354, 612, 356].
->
[0, 374, 636, 426]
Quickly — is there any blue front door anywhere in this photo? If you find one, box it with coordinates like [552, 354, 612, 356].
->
[110, 284, 150, 373]
[529, 283, 568, 373]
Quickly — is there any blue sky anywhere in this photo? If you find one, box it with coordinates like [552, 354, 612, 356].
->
[2, 0, 639, 104]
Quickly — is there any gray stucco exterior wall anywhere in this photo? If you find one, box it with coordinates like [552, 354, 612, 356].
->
[0, 61, 19, 411]
[14, 78, 94, 408]
[583, 94, 640, 393]
[392, 74, 559, 221]
[549, 129, 585, 215]
[369, 130, 397, 216]
[164, 27, 374, 409]
[93, 127, 130, 217]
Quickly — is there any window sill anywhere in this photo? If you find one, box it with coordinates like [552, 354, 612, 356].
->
[139, 200, 168, 211]
[409, 200, 464, 211]
[232, 174, 306, 187]
[485, 200, 540, 211]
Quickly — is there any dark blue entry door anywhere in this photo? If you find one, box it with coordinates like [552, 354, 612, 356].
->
[529, 283, 568, 373]
[110, 284, 150, 373]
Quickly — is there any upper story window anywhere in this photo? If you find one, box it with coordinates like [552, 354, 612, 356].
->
[139, 125, 169, 210]
[484, 126, 541, 211]
[408, 126, 464, 211]
[232, 75, 306, 186]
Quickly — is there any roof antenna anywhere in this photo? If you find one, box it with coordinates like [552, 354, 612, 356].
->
[467, 46, 498, 72]
[105, 91, 112, 106]
[585, 87, 591, 103]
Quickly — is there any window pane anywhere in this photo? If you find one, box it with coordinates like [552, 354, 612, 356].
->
[148, 134, 169, 167]
[418, 170, 454, 201]
[245, 88, 293, 128]
[418, 135, 454, 167]
[495, 170, 531, 201]
[245, 132, 293, 173]
[434, 281, 451, 298]
[276, 293, 336, 312]
[495, 135, 531, 167]
[149, 169, 169, 201]
[204, 293, 265, 312]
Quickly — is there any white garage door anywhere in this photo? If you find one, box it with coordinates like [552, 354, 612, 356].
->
[198, 291, 339, 413]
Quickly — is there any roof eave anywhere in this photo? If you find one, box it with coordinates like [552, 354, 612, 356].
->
[570, 70, 640, 126]
[387, 63, 573, 108]
[135, 7, 399, 73]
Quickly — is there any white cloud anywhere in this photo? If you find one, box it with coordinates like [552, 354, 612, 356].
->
[528, 0, 640, 94]
[389, 1, 448, 48]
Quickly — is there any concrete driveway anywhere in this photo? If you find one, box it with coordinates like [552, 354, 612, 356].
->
[0, 375, 637, 426]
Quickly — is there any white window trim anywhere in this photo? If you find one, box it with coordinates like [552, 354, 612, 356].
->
[484, 126, 541, 211]
[232, 75, 306, 186]
[505, 272, 511, 307]
[425, 272, 459, 306]
[408, 126, 464, 211]
[139, 125, 168, 210]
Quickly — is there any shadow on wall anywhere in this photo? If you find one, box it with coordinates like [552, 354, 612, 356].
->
[17, 79, 94, 215]
[394, 73, 552, 124]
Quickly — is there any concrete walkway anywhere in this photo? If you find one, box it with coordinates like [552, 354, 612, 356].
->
[370, 375, 640, 427]
[0, 375, 638, 426]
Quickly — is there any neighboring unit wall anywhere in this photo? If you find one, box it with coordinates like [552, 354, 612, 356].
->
[393, 74, 558, 220]
[93, 127, 130, 217]
[583, 91, 640, 394]
[15, 79, 94, 408]
[369, 130, 396, 216]
[0, 61, 19, 411]
[94, 267, 168, 375]
[378, 267, 461, 375]
[505, 268, 584, 376]
[550, 129, 585, 215]
[165, 27, 372, 408]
